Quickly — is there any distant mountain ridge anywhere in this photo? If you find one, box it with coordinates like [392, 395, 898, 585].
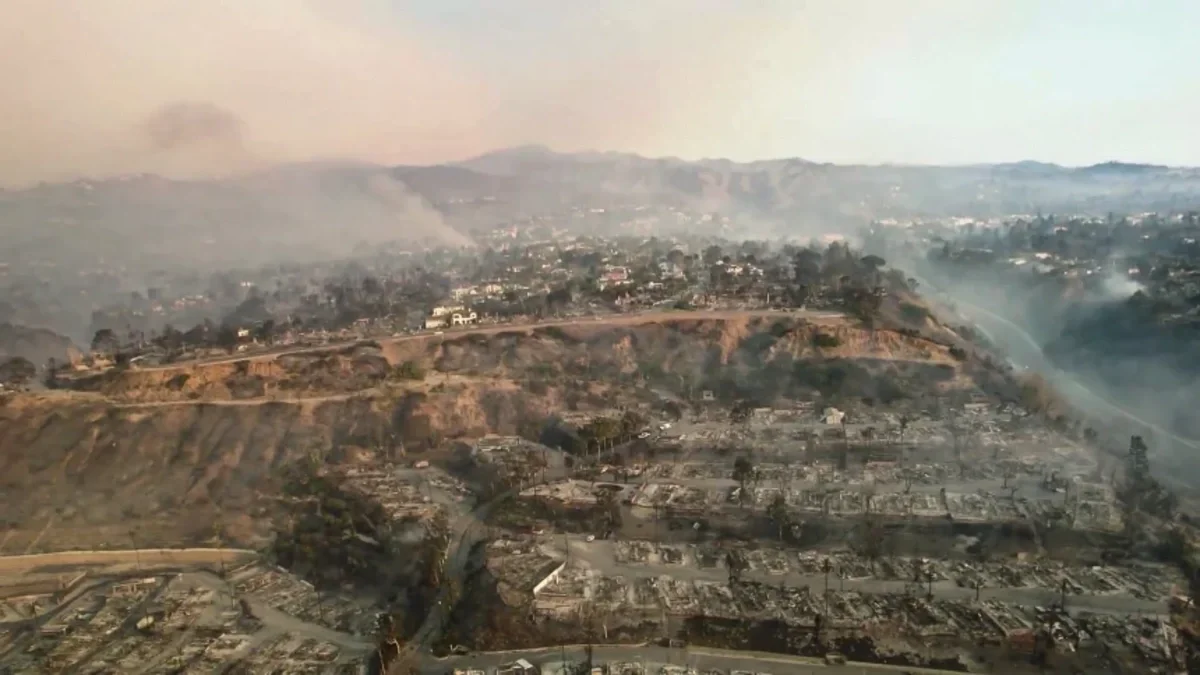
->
[458, 146, 1186, 175]
[442, 146, 1200, 224]
[3, 147, 1200, 278]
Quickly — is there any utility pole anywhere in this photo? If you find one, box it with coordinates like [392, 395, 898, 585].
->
[128, 528, 142, 573]
[214, 515, 226, 578]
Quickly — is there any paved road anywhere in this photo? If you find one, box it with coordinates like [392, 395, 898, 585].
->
[0, 547, 255, 576]
[429, 644, 968, 675]
[409, 461, 574, 652]
[621, 471, 1050, 502]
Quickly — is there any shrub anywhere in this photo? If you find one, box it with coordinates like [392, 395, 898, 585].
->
[393, 360, 426, 380]
[812, 332, 841, 349]
[166, 373, 191, 390]
[533, 326, 575, 343]
[899, 302, 930, 325]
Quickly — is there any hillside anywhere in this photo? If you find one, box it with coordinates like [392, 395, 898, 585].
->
[0, 312, 1005, 554]
[0, 322, 79, 368]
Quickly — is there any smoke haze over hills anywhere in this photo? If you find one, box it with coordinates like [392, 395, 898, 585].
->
[6, 1, 1200, 188]
[7, 1, 1200, 376]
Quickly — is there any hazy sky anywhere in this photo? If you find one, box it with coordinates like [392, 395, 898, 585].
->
[2, 0, 1198, 185]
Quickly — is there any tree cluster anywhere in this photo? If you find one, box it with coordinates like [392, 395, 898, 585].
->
[272, 463, 407, 591]
[1120, 435, 1177, 520]
[0, 356, 36, 389]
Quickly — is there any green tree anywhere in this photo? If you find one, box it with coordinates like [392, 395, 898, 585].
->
[393, 360, 426, 381]
[583, 417, 622, 453]
[859, 254, 887, 287]
[791, 248, 822, 286]
[215, 323, 240, 353]
[732, 457, 754, 505]
[702, 245, 724, 266]
[596, 488, 622, 532]
[155, 324, 184, 352]
[0, 357, 36, 388]
[91, 328, 120, 355]
[619, 410, 646, 437]
[766, 493, 790, 540]
[254, 319, 277, 345]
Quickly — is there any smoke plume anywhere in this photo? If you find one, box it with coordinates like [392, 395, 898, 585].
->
[144, 102, 246, 152]
[0, 0, 491, 186]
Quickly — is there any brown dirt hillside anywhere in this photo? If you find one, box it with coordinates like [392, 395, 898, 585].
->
[0, 313, 999, 554]
[62, 315, 958, 404]
[0, 384, 557, 554]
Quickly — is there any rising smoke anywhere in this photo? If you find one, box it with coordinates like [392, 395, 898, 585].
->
[0, 0, 1023, 187]
[1099, 272, 1145, 301]
[143, 101, 246, 152]
[0, 0, 491, 187]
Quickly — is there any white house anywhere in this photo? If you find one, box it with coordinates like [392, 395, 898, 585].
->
[431, 304, 465, 318]
[658, 261, 684, 279]
[822, 407, 845, 425]
[450, 311, 478, 326]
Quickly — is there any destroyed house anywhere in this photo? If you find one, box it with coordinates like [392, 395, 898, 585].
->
[497, 659, 539, 675]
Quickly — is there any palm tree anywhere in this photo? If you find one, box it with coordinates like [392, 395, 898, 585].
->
[213, 514, 226, 578]
[821, 558, 833, 605]
[911, 560, 925, 596]
[732, 457, 754, 506]
[128, 528, 142, 572]
[767, 493, 789, 540]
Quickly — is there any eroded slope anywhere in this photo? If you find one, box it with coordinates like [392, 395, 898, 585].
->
[0, 313, 1006, 553]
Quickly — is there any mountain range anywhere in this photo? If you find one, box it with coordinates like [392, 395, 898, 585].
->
[3, 146, 1200, 277]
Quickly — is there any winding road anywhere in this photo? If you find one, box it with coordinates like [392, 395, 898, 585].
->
[0, 547, 255, 576]
[408, 460, 573, 652]
[427, 643, 989, 675]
